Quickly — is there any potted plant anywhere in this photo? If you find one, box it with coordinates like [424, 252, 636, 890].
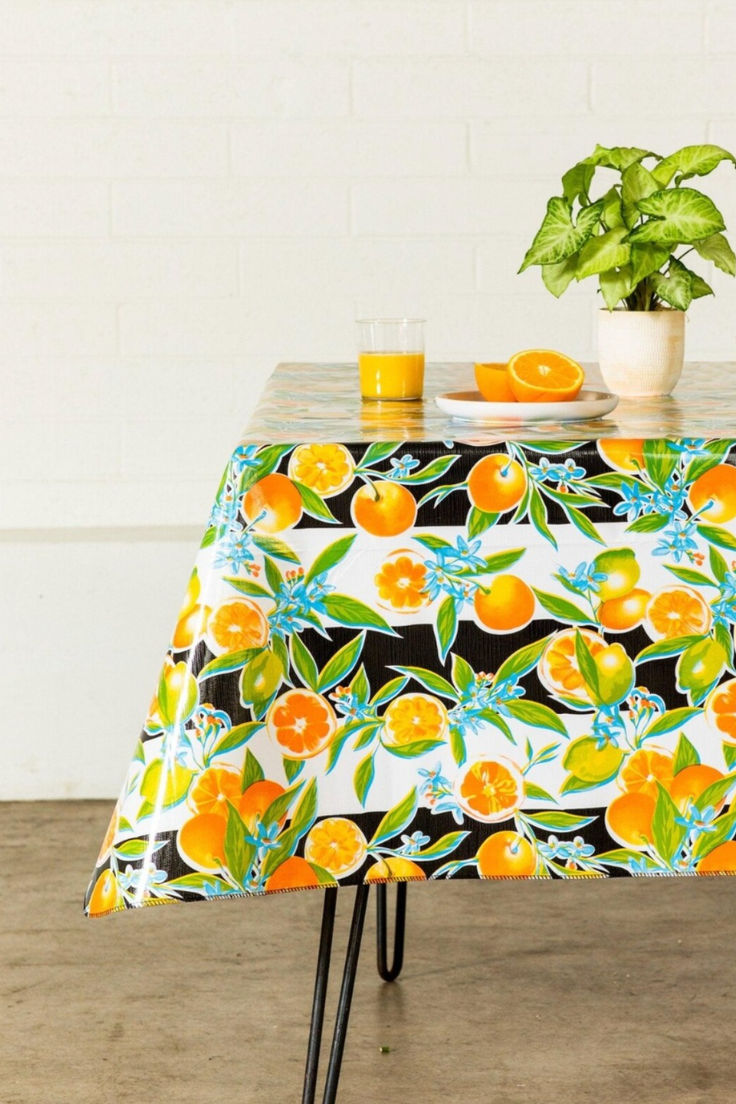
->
[519, 144, 736, 396]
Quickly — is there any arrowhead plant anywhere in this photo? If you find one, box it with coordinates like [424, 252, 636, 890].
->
[519, 144, 736, 311]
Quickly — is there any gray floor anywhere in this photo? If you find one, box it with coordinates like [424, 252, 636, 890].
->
[3, 801, 736, 1104]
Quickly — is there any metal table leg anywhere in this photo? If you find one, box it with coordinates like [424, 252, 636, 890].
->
[376, 882, 407, 983]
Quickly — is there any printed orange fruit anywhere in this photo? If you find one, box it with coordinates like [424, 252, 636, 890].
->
[538, 627, 607, 705]
[619, 748, 674, 800]
[304, 817, 368, 878]
[375, 548, 429, 613]
[597, 439, 645, 473]
[643, 585, 711, 641]
[668, 764, 726, 814]
[265, 855, 321, 892]
[687, 463, 736, 524]
[476, 830, 537, 877]
[172, 602, 211, 650]
[467, 453, 527, 514]
[456, 757, 525, 823]
[605, 791, 656, 850]
[87, 869, 121, 916]
[382, 693, 448, 747]
[239, 779, 287, 832]
[364, 856, 426, 882]
[593, 548, 640, 601]
[474, 362, 516, 402]
[207, 597, 269, 654]
[696, 840, 736, 874]
[351, 480, 417, 536]
[242, 472, 303, 533]
[177, 812, 227, 872]
[705, 678, 736, 743]
[189, 767, 243, 817]
[266, 688, 337, 759]
[474, 574, 535, 633]
[507, 349, 584, 403]
[288, 443, 355, 497]
[598, 588, 651, 632]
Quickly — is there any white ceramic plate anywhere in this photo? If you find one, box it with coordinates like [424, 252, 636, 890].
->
[435, 389, 619, 424]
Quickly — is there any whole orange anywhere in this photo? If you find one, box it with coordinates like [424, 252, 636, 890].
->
[467, 453, 527, 514]
[351, 480, 417, 536]
[474, 574, 535, 633]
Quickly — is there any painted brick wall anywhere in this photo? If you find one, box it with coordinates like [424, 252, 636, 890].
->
[3, 0, 736, 796]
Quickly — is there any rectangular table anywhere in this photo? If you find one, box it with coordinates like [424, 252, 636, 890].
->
[84, 360, 736, 1100]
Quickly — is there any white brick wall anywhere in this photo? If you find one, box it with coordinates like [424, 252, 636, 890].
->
[3, 0, 736, 797]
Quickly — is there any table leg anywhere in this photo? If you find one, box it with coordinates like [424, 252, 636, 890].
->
[376, 882, 407, 983]
[302, 884, 370, 1104]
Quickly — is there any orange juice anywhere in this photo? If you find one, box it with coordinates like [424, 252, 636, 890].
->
[359, 352, 424, 400]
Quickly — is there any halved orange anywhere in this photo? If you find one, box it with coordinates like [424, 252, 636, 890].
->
[474, 362, 516, 403]
[304, 817, 368, 878]
[207, 597, 269, 655]
[619, 748, 674, 800]
[382, 693, 448, 747]
[507, 349, 584, 403]
[456, 757, 525, 823]
[266, 688, 337, 759]
[705, 678, 736, 743]
[643, 586, 711, 642]
[375, 548, 430, 613]
[539, 627, 607, 705]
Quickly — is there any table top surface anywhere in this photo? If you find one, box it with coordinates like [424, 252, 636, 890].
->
[245, 361, 736, 444]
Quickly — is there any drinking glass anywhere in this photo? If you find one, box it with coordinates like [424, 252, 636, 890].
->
[357, 318, 425, 401]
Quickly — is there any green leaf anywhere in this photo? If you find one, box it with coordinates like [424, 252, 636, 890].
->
[224, 803, 252, 886]
[630, 242, 672, 286]
[643, 438, 679, 488]
[451, 653, 475, 694]
[698, 524, 736, 551]
[709, 544, 729, 582]
[397, 455, 460, 484]
[596, 849, 661, 871]
[689, 270, 714, 299]
[223, 576, 273, 600]
[259, 826, 302, 882]
[565, 504, 605, 545]
[199, 648, 262, 680]
[560, 772, 597, 795]
[322, 593, 396, 635]
[599, 265, 635, 310]
[383, 738, 445, 759]
[542, 255, 578, 297]
[293, 480, 340, 524]
[561, 159, 595, 205]
[251, 534, 300, 563]
[289, 777, 318, 836]
[369, 788, 418, 847]
[642, 706, 700, 739]
[467, 507, 498, 538]
[692, 804, 736, 861]
[519, 196, 603, 271]
[725, 744, 736, 770]
[574, 628, 602, 705]
[350, 664, 370, 702]
[494, 635, 552, 685]
[262, 555, 283, 595]
[504, 699, 568, 735]
[529, 485, 556, 547]
[210, 721, 261, 759]
[114, 838, 149, 859]
[391, 666, 457, 700]
[626, 513, 669, 534]
[481, 547, 525, 574]
[289, 633, 319, 691]
[651, 783, 687, 864]
[693, 232, 736, 276]
[261, 781, 303, 829]
[354, 753, 375, 805]
[241, 748, 265, 791]
[305, 534, 357, 584]
[522, 810, 595, 832]
[577, 227, 631, 280]
[650, 257, 693, 311]
[164, 872, 233, 896]
[239, 444, 293, 492]
[370, 676, 409, 707]
[621, 161, 661, 228]
[628, 187, 726, 245]
[636, 634, 704, 662]
[697, 770, 736, 812]
[200, 526, 217, 549]
[592, 145, 657, 171]
[600, 185, 625, 229]
[317, 632, 365, 693]
[450, 725, 467, 765]
[673, 732, 700, 774]
[532, 588, 591, 624]
[653, 144, 736, 186]
[411, 831, 470, 861]
[665, 564, 716, 588]
[435, 595, 459, 663]
[524, 781, 558, 804]
[476, 709, 515, 744]
[358, 442, 399, 467]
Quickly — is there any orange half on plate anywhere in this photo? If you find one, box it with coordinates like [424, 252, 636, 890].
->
[507, 349, 584, 403]
[474, 362, 516, 402]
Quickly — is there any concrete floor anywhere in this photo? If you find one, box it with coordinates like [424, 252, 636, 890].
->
[3, 802, 736, 1104]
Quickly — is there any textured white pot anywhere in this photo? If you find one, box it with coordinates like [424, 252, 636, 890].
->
[597, 308, 685, 397]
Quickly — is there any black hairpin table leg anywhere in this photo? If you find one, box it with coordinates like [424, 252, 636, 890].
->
[302, 884, 370, 1104]
[376, 882, 407, 983]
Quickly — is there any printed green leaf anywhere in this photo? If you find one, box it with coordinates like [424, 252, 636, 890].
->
[725, 744, 736, 770]
[560, 773, 597, 795]
[467, 507, 499, 538]
[241, 748, 265, 792]
[413, 533, 453, 552]
[683, 440, 735, 485]
[626, 513, 669, 534]
[574, 629, 602, 706]
[450, 725, 467, 765]
[532, 588, 591, 624]
[199, 647, 262, 680]
[636, 635, 704, 662]
[524, 781, 558, 804]
[494, 634, 553, 685]
[692, 232, 736, 276]
[392, 665, 457, 699]
[435, 595, 459, 663]
[481, 547, 525, 574]
[529, 486, 557, 547]
[628, 187, 725, 245]
[323, 593, 397, 635]
[451, 653, 475, 693]
[358, 442, 400, 467]
[293, 480, 340, 524]
[354, 753, 375, 805]
[223, 576, 273, 599]
[651, 783, 687, 864]
[200, 526, 217, 549]
[411, 831, 470, 861]
[664, 565, 717, 588]
[596, 849, 661, 871]
[692, 804, 736, 861]
[383, 738, 445, 759]
[305, 534, 357, 584]
[697, 770, 736, 812]
[522, 810, 595, 832]
[283, 757, 304, 783]
[369, 787, 418, 847]
[259, 826, 302, 882]
[251, 534, 300, 563]
[290, 633, 319, 691]
[210, 721, 262, 759]
[642, 706, 700, 738]
[709, 544, 729, 582]
[476, 709, 515, 744]
[370, 676, 409, 707]
[263, 555, 283, 595]
[565, 505, 605, 545]
[114, 839, 150, 859]
[164, 872, 233, 896]
[697, 524, 736, 552]
[239, 444, 293, 492]
[224, 803, 253, 887]
[504, 699, 568, 735]
[397, 455, 460, 484]
[643, 438, 679, 488]
[261, 781, 303, 829]
[673, 732, 700, 774]
[317, 632, 365, 693]
[289, 777, 318, 836]
[519, 196, 603, 270]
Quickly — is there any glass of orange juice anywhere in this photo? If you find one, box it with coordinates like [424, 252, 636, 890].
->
[357, 318, 425, 400]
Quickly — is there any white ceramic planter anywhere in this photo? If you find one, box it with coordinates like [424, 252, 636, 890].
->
[597, 308, 685, 397]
